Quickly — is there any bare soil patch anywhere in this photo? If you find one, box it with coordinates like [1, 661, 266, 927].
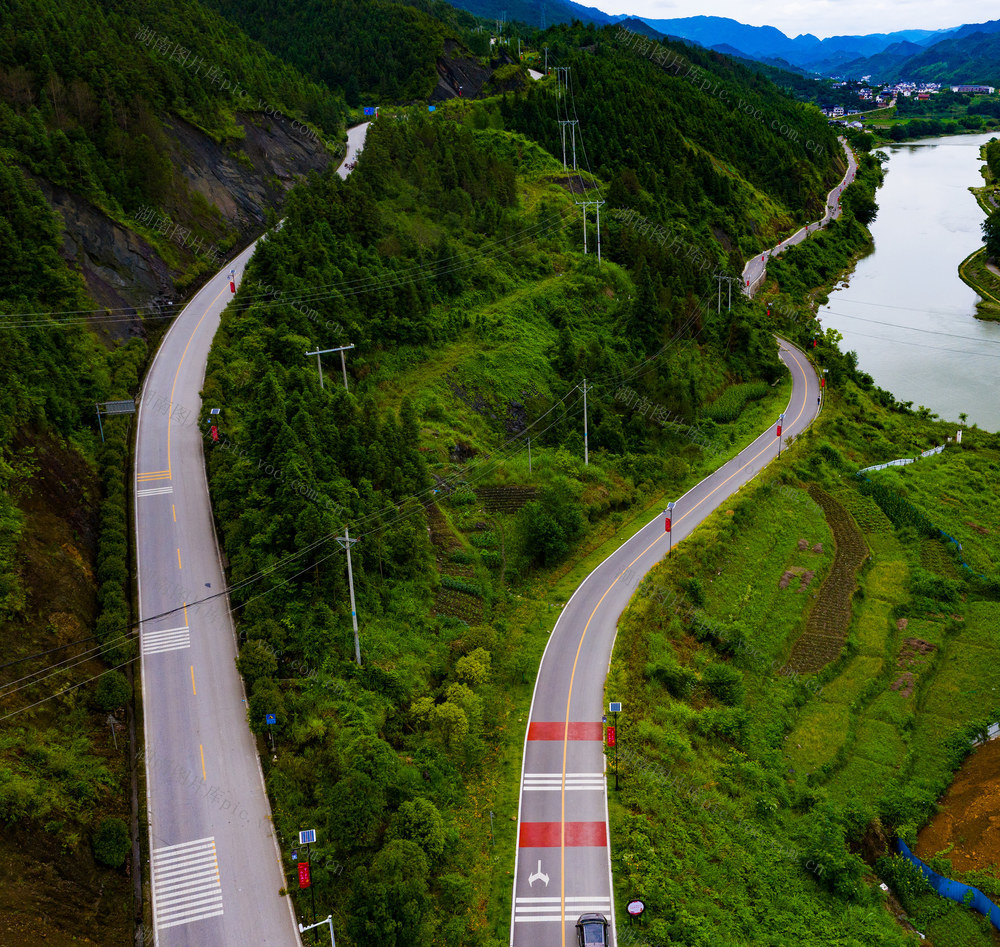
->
[916, 738, 1000, 875]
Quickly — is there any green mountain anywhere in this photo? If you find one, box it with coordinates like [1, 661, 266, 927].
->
[883, 29, 1000, 84]
[0, 0, 345, 938]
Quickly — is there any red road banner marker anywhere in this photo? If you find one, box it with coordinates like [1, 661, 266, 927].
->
[664, 517, 671, 533]
[210, 425, 219, 442]
[776, 425, 782, 438]
[527, 721, 603, 741]
[519, 822, 608, 847]
[606, 725, 616, 747]
[229, 280, 236, 293]
[298, 862, 311, 888]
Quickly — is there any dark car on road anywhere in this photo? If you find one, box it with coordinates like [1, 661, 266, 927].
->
[576, 913, 608, 946]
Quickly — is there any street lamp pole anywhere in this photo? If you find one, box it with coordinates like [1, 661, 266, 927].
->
[299, 915, 336, 946]
[777, 414, 785, 458]
[666, 501, 675, 557]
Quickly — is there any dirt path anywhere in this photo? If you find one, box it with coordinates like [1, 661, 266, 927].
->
[916, 737, 1000, 875]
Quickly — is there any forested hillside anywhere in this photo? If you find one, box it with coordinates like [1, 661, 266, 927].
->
[200, 0, 491, 102]
[0, 0, 346, 939]
[199, 24, 880, 944]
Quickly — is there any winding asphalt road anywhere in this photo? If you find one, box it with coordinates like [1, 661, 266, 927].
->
[743, 137, 857, 294]
[509, 338, 819, 947]
[134, 123, 368, 946]
[510, 127, 846, 947]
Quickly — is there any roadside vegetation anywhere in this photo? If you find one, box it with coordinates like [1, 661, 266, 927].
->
[607, 163, 1000, 943]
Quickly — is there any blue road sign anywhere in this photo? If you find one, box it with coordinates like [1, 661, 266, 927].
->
[428, 105, 436, 112]
[299, 829, 317, 846]
[265, 713, 276, 725]
[363, 106, 376, 116]
[609, 702, 622, 713]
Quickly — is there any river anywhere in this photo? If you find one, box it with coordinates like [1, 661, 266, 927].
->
[818, 131, 1000, 432]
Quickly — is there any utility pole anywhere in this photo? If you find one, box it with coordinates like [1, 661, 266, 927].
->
[305, 344, 355, 391]
[576, 200, 605, 259]
[544, 46, 548, 72]
[582, 378, 590, 465]
[716, 274, 723, 314]
[557, 120, 578, 170]
[336, 529, 361, 665]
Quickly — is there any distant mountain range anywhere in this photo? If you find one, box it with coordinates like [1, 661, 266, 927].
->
[634, 14, 1000, 83]
[445, 0, 1000, 85]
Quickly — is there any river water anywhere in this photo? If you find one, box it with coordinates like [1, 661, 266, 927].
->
[818, 131, 1000, 432]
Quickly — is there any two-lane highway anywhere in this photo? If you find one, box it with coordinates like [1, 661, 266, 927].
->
[510, 338, 819, 947]
[135, 122, 369, 946]
[135, 238, 296, 946]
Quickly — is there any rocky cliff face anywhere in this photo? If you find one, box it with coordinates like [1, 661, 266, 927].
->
[42, 110, 334, 338]
[431, 40, 515, 101]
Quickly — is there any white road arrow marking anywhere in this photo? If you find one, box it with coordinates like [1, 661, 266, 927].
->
[528, 860, 549, 887]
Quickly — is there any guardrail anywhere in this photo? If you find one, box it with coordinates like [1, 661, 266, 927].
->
[857, 442, 948, 475]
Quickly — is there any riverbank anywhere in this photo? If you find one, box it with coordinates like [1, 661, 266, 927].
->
[958, 247, 1000, 321]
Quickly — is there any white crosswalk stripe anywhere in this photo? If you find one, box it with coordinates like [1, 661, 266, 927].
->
[523, 772, 605, 791]
[137, 485, 174, 497]
[142, 625, 190, 655]
[514, 895, 612, 922]
[152, 837, 223, 931]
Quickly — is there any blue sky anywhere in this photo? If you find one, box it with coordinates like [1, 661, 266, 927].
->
[601, 0, 983, 40]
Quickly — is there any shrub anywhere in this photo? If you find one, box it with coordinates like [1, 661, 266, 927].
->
[93, 817, 130, 868]
[94, 671, 131, 712]
[646, 656, 697, 699]
[700, 663, 745, 706]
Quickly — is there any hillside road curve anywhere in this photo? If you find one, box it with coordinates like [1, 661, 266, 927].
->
[509, 337, 819, 947]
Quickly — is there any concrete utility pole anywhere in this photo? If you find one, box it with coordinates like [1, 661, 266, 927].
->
[558, 120, 578, 170]
[582, 378, 590, 465]
[305, 344, 355, 390]
[556, 66, 570, 99]
[336, 529, 361, 665]
[544, 46, 548, 72]
[576, 200, 605, 259]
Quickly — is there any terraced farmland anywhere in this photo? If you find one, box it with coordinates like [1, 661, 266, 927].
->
[782, 486, 869, 673]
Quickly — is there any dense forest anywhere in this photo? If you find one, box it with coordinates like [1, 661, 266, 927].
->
[200, 0, 491, 102]
[0, 0, 343, 938]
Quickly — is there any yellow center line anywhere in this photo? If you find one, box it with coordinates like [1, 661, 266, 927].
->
[200, 744, 206, 780]
[183, 602, 189, 625]
[177, 548, 182, 570]
[558, 341, 812, 945]
[172, 504, 177, 523]
[191, 665, 196, 695]
[166, 284, 227, 479]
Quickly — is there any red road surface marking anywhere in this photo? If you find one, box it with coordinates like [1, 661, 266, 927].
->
[527, 722, 602, 741]
[519, 822, 608, 847]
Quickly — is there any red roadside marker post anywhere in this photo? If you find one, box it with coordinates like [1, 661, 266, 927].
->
[776, 414, 785, 458]
[665, 501, 675, 556]
[609, 702, 622, 790]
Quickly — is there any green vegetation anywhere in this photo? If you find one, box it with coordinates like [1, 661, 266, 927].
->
[199, 0, 488, 103]
[606, 156, 1000, 943]
[197, 23, 860, 942]
[703, 380, 769, 422]
[92, 817, 130, 869]
[0, 0, 344, 287]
